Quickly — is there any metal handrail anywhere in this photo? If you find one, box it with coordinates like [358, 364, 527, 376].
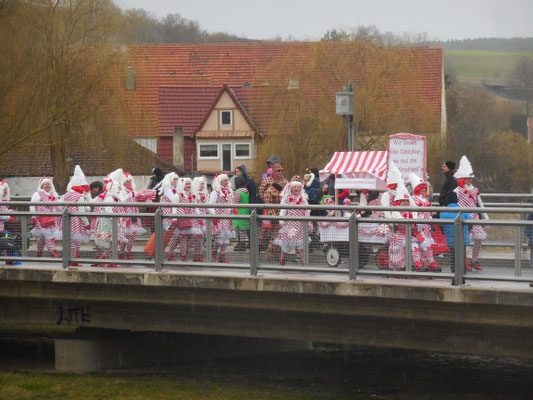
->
[1, 203, 533, 287]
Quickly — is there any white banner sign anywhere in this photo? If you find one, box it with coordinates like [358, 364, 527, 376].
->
[387, 133, 427, 181]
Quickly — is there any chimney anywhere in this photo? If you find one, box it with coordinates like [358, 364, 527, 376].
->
[126, 66, 135, 90]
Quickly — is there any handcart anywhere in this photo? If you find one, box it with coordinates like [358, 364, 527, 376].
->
[319, 221, 387, 268]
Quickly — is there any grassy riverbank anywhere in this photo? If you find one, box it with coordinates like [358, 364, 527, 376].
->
[0, 372, 359, 400]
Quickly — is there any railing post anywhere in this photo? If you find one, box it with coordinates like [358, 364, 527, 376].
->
[453, 213, 465, 286]
[348, 213, 358, 281]
[154, 208, 163, 272]
[62, 209, 70, 269]
[515, 225, 522, 276]
[206, 218, 212, 263]
[405, 223, 412, 272]
[249, 209, 259, 276]
[111, 216, 118, 261]
[21, 214, 28, 258]
[302, 215, 309, 267]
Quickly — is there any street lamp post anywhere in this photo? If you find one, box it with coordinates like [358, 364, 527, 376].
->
[335, 83, 354, 152]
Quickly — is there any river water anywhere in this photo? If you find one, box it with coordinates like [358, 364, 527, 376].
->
[2, 336, 532, 399]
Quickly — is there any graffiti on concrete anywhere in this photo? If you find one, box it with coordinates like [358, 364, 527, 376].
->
[56, 306, 91, 325]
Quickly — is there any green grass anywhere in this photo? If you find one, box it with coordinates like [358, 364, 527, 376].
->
[0, 372, 362, 400]
[444, 49, 533, 83]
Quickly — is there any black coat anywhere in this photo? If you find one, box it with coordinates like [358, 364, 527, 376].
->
[438, 171, 458, 206]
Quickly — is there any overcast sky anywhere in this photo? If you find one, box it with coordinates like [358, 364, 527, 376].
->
[116, 0, 533, 41]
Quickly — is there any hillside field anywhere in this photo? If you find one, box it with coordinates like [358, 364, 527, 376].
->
[444, 49, 533, 84]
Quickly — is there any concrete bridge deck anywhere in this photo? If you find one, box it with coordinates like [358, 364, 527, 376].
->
[2, 262, 533, 361]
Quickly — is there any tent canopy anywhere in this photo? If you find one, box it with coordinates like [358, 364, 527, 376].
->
[319, 151, 388, 180]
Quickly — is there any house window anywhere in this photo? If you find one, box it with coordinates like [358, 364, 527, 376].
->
[234, 143, 251, 159]
[220, 110, 232, 126]
[198, 143, 219, 159]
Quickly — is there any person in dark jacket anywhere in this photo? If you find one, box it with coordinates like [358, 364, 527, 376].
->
[438, 161, 457, 206]
[148, 167, 165, 191]
[304, 168, 322, 249]
[234, 164, 258, 204]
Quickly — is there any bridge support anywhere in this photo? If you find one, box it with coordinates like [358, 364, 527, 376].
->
[55, 328, 312, 372]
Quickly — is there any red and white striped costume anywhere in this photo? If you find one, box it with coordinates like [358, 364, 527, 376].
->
[411, 193, 436, 268]
[274, 190, 311, 254]
[62, 190, 91, 259]
[454, 184, 486, 263]
[273, 178, 311, 265]
[158, 172, 179, 232]
[208, 174, 234, 262]
[387, 185, 422, 271]
[30, 183, 62, 257]
[167, 180, 202, 261]
[0, 181, 13, 233]
[190, 177, 209, 262]
[388, 210, 423, 271]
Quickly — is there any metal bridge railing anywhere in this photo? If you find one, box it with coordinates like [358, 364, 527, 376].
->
[1, 201, 533, 286]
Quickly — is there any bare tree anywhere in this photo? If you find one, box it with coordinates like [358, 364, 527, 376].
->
[508, 56, 533, 119]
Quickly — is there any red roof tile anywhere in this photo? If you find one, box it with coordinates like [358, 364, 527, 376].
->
[115, 42, 443, 138]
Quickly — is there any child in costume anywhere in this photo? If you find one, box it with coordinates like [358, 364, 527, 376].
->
[409, 173, 440, 272]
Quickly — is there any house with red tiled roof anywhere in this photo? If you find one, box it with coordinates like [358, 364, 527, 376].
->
[117, 42, 445, 178]
[159, 85, 260, 175]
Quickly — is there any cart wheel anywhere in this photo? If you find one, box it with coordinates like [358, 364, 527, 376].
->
[376, 247, 389, 269]
[326, 245, 341, 268]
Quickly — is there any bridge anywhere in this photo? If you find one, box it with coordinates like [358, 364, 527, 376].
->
[1, 198, 533, 370]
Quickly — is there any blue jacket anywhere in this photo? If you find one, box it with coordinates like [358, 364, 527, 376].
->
[305, 178, 322, 205]
[440, 203, 471, 248]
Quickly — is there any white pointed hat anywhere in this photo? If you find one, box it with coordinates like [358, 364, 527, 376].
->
[387, 160, 403, 186]
[393, 182, 411, 203]
[454, 156, 475, 179]
[105, 168, 124, 195]
[67, 165, 88, 191]
[408, 173, 425, 191]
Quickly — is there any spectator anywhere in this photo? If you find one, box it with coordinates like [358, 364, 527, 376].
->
[438, 161, 457, 206]
[234, 164, 258, 204]
[148, 167, 165, 190]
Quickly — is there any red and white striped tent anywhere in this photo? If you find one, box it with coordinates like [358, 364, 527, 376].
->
[319, 151, 388, 190]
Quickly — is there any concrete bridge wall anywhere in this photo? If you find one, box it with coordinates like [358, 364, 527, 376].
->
[2, 267, 533, 359]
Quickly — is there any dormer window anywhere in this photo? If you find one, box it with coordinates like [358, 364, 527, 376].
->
[220, 110, 232, 127]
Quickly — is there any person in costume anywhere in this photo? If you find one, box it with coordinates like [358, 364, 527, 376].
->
[167, 178, 202, 262]
[261, 163, 287, 259]
[0, 181, 20, 265]
[453, 156, 486, 271]
[409, 173, 440, 272]
[191, 176, 209, 262]
[208, 174, 234, 263]
[387, 183, 425, 271]
[381, 161, 404, 219]
[90, 168, 125, 268]
[30, 177, 61, 258]
[274, 176, 312, 266]
[61, 165, 92, 267]
[158, 172, 179, 232]
[120, 172, 153, 260]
